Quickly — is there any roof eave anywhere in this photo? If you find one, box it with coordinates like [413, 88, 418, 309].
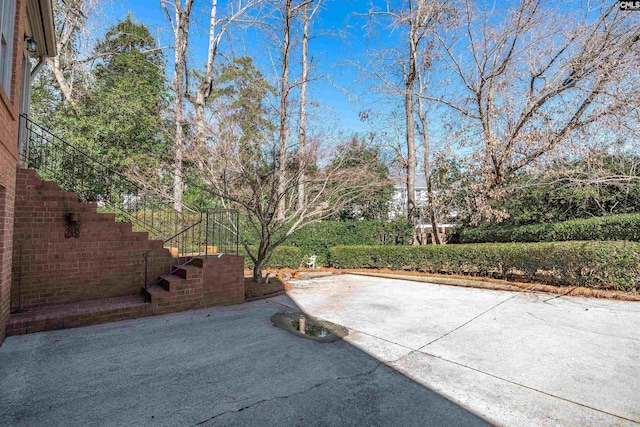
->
[26, 0, 57, 58]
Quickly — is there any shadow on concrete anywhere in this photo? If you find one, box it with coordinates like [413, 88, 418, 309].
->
[0, 295, 492, 426]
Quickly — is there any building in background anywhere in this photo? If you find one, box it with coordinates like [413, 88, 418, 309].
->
[388, 175, 456, 242]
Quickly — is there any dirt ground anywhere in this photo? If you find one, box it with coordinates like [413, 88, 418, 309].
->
[244, 267, 640, 302]
[244, 276, 291, 301]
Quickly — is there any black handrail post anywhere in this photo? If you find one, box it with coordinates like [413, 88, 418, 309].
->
[143, 253, 149, 303]
[205, 211, 209, 258]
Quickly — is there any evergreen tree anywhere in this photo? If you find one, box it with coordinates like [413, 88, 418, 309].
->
[76, 15, 169, 172]
[33, 15, 170, 174]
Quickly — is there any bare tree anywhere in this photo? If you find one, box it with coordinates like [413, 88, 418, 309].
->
[47, 0, 100, 107]
[188, 0, 259, 149]
[368, 1, 449, 236]
[296, 0, 321, 211]
[275, 0, 295, 220]
[416, 72, 445, 244]
[425, 0, 640, 221]
[162, 0, 195, 212]
[404, 2, 419, 225]
[193, 111, 383, 282]
[414, 1, 452, 244]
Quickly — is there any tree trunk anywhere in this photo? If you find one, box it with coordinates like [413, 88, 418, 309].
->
[172, 53, 185, 213]
[297, 3, 310, 212]
[168, 0, 194, 212]
[48, 57, 76, 107]
[406, 84, 416, 222]
[173, 125, 184, 212]
[426, 173, 442, 244]
[253, 241, 271, 283]
[193, 0, 218, 150]
[194, 96, 207, 149]
[417, 73, 442, 245]
[253, 261, 265, 284]
[405, 11, 418, 241]
[277, 0, 293, 220]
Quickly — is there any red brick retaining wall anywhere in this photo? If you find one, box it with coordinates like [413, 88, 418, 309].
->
[5, 254, 246, 336]
[201, 255, 245, 306]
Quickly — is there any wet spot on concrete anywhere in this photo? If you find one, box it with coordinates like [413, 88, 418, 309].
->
[271, 312, 348, 343]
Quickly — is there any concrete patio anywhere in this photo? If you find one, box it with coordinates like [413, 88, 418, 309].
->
[283, 274, 640, 426]
[1, 273, 638, 426]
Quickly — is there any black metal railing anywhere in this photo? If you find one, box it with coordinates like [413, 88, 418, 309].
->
[142, 209, 239, 301]
[20, 115, 196, 240]
[19, 115, 239, 302]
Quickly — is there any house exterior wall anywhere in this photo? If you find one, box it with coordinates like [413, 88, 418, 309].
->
[389, 184, 429, 220]
[0, 0, 25, 345]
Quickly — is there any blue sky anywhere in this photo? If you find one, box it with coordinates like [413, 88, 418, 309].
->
[94, 0, 613, 155]
[103, 0, 390, 135]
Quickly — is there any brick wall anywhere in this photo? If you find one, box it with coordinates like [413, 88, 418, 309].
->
[201, 256, 245, 306]
[6, 253, 246, 336]
[0, 0, 25, 345]
[150, 255, 245, 315]
[11, 169, 174, 308]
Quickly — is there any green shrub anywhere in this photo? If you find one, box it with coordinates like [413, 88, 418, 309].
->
[241, 220, 414, 266]
[283, 221, 380, 266]
[460, 213, 640, 243]
[241, 246, 303, 270]
[329, 241, 640, 291]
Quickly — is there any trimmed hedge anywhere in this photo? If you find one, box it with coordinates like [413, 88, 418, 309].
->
[329, 242, 640, 291]
[460, 213, 640, 244]
[241, 220, 413, 267]
[241, 246, 304, 270]
[283, 221, 382, 266]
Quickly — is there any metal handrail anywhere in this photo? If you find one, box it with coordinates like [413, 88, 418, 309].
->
[20, 115, 240, 303]
[142, 209, 240, 301]
[19, 114, 199, 240]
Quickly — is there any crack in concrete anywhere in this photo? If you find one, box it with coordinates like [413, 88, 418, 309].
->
[194, 362, 386, 425]
[417, 294, 520, 350]
[542, 287, 576, 304]
[265, 299, 298, 311]
[407, 351, 640, 425]
[263, 291, 640, 424]
[526, 311, 640, 342]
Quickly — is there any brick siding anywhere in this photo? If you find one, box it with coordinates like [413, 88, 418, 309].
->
[0, 0, 25, 345]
